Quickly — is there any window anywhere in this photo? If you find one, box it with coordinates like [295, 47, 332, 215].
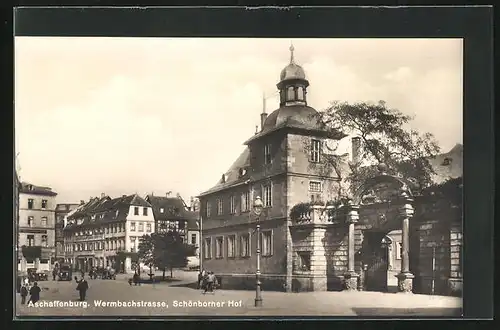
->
[28, 199, 34, 209]
[229, 195, 236, 214]
[191, 233, 197, 245]
[41, 199, 48, 209]
[27, 235, 34, 246]
[146, 223, 152, 232]
[240, 233, 250, 257]
[130, 222, 136, 231]
[41, 217, 48, 227]
[309, 181, 322, 192]
[241, 192, 250, 212]
[396, 242, 402, 260]
[166, 220, 179, 231]
[262, 184, 272, 207]
[287, 86, 295, 100]
[227, 235, 236, 258]
[143, 207, 148, 216]
[206, 201, 211, 217]
[204, 237, 212, 259]
[217, 199, 223, 215]
[310, 139, 321, 163]
[160, 207, 165, 213]
[261, 231, 273, 256]
[27, 216, 34, 227]
[134, 207, 139, 215]
[264, 143, 272, 164]
[297, 251, 311, 271]
[215, 236, 224, 259]
[297, 86, 304, 100]
[138, 222, 144, 232]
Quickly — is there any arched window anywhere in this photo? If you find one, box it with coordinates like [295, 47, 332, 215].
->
[287, 86, 295, 101]
[297, 86, 304, 100]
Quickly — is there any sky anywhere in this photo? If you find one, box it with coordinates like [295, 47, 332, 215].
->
[15, 38, 463, 204]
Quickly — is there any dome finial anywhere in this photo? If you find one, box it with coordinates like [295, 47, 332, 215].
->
[289, 42, 295, 64]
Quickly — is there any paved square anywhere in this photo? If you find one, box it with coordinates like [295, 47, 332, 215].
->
[15, 271, 462, 317]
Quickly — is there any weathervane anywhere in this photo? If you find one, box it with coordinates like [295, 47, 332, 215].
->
[289, 42, 295, 64]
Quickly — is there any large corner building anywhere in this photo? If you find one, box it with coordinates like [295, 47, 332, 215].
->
[198, 46, 345, 290]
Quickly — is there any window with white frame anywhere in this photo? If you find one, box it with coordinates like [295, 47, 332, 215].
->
[215, 236, 224, 259]
[41, 235, 48, 247]
[166, 220, 179, 231]
[146, 223, 152, 232]
[229, 195, 236, 214]
[262, 183, 272, 207]
[204, 237, 212, 259]
[206, 201, 211, 217]
[41, 199, 48, 209]
[138, 222, 144, 232]
[310, 139, 321, 163]
[134, 207, 139, 215]
[27, 199, 34, 209]
[191, 233, 197, 245]
[261, 230, 273, 256]
[27, 216, 34, 227]
[143, 207, 148, 216]
[309, 181, 322, 192]
[41, 217, 48, 227]
[27, 235, 34, 246]
[227, 234, 236, 258]
[130, 222, 136, 232]
[160, 207, 165, 213]
[241, 191, 250, 212]
[296, 251, 311, 271]
[396, 242, 402, 260]
[264, 143, 272, 164]
[217, 199, 223, 215]
[240, 233, 250, 257]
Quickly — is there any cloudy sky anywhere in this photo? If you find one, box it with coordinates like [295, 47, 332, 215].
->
[15, 38, 463, 203]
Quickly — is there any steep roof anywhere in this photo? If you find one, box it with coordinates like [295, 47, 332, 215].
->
[145, 195, 199, 230]
[20, 182, 57, 196]
[64, 194, 152, 230]
[198, 147, 251, 197]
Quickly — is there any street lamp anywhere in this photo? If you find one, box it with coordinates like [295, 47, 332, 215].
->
[253, 196, 264, 307]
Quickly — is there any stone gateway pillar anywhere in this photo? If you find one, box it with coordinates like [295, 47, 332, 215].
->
[344, 204, 360, 291]
[396, 195, 415, 293]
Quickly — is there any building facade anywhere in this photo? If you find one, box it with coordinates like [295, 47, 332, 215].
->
[63, 194, 155, 273]
[198, 46, 347, 291]
[145, 194, 200, 256]
[55, 203, 80, 261]
[198, 47, 463, 296]
[18, 182, 58, 272]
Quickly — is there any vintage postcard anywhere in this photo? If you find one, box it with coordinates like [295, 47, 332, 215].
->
[14, 11, 469, 318]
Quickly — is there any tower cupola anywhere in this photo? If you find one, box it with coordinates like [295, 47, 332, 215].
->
[277, 43, 309, 107]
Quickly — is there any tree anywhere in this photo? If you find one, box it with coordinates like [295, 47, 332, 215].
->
[137, 231, 197, 280]
[309, 100, 441, 198]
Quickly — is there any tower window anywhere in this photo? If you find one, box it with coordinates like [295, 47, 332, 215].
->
[310, 139, 321, 163]
[297, 87, 304, 100]
[287, 86, 295, 101]
[264, 143, 272, 164]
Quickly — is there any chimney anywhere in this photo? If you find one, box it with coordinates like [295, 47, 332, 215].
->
[80, 200, 85, 205]
[122, 195, 127, 198]
[352, 137, 361, 164]
[260, 92, 268, 131]
[100, 193, 105, 198]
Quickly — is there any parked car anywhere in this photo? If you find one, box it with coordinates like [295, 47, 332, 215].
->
[27, 268, 48, 281]
[58, 264, 73, 281]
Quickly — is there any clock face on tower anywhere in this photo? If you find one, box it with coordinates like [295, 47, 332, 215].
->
[323, 139, 339, 154]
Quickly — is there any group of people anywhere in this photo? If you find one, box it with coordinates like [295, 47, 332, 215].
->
[198, 269, 218, 294]
[19, 279, 41, 305]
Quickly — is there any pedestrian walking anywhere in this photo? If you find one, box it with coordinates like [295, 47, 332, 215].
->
[28, 282, 41, 304]
[20, 284, 28, 305]
[204, 271, 216, 294]
[52, 268, 57, 281]
[76, 277, 89, 301]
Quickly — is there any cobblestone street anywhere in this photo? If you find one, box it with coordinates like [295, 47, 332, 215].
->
[15, 271, 462, 317]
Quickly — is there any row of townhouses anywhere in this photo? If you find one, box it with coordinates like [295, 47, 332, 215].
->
[16, 183, 200, 274]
